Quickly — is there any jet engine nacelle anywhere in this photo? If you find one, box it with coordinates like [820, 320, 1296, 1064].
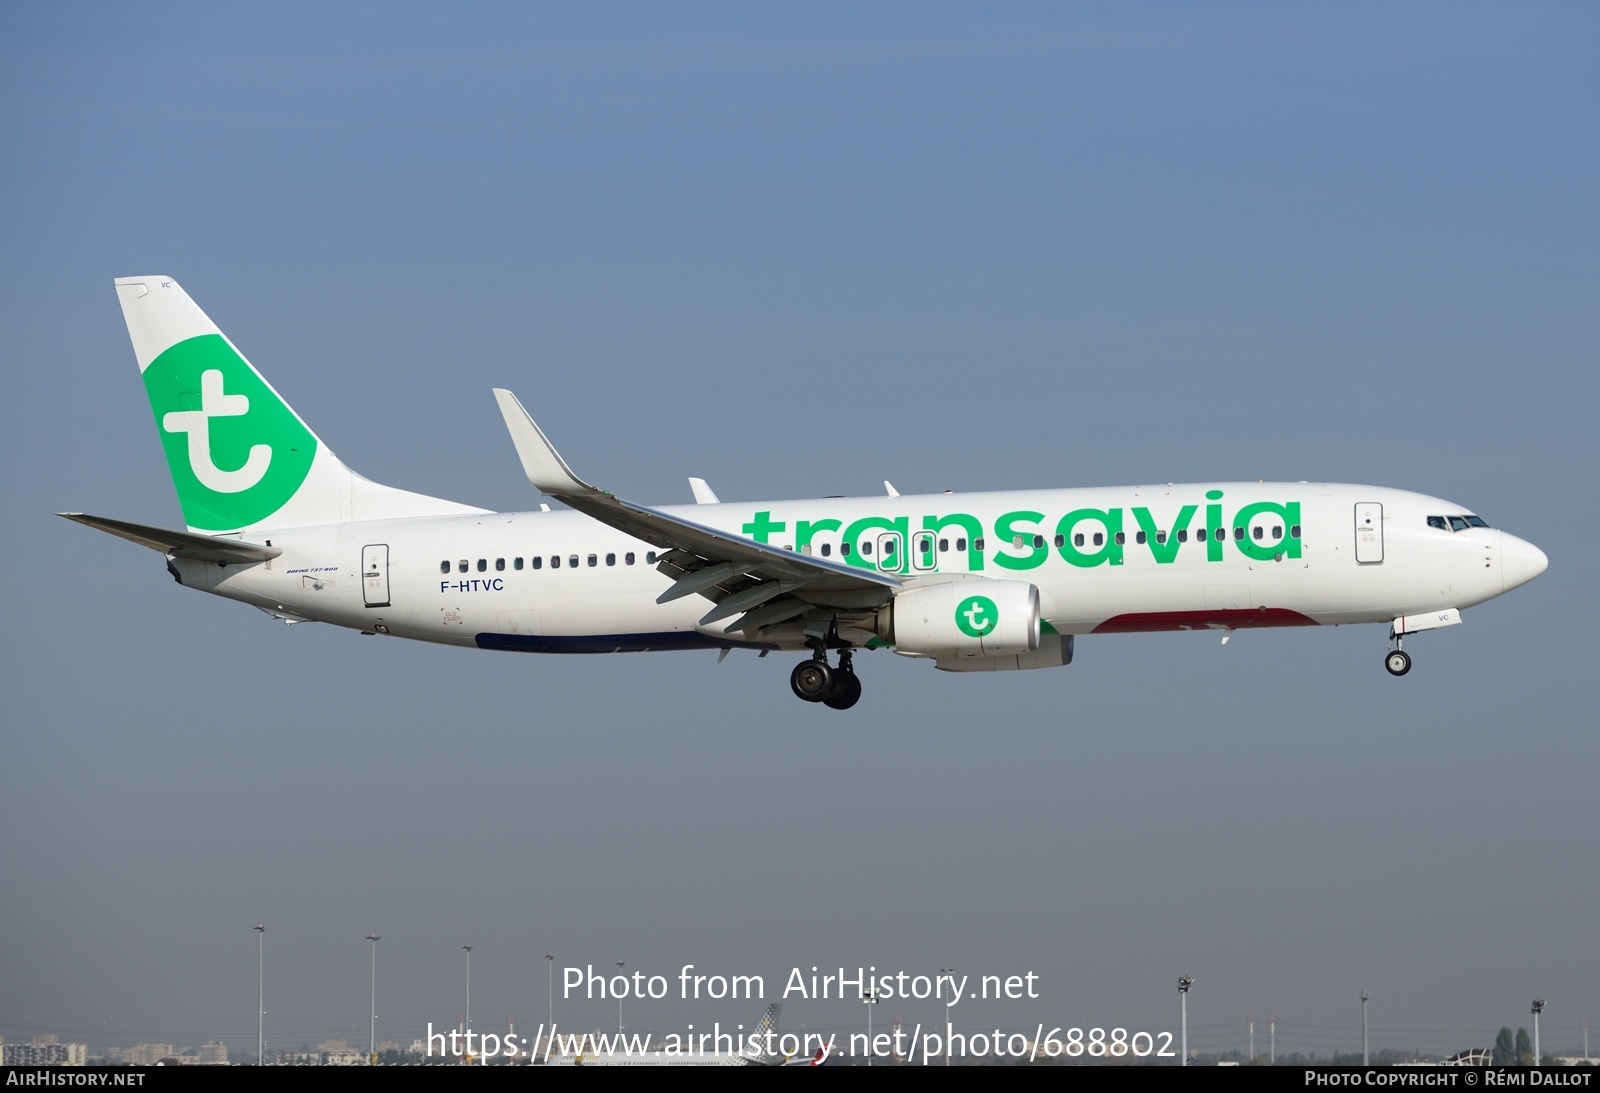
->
[891, 578, 1041, 658]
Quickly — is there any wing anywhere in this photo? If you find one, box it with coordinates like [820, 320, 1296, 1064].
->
[493, 389, 898, 635]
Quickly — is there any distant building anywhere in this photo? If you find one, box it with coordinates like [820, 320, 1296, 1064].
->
[2, 1042, 87, 1066]
[125, 1043, 177, 1066]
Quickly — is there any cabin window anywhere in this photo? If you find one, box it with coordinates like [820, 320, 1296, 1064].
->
[1053, 534, 1064, 548]
[1272, 525, 1283, 539]
[606, 553, 616, 566]
[477, 558, 487, 572]
[646, 551, 658, 564]
[587, 554, 597, 567]
[1177, 529, 1188, 543]
[495, 558, 505, 571]
[955, 537, 967, 551]
[531, 556, 542, 570]
[882, 540, 895, 556]
[940, 538, 950, 552]
[514, 557, 524, 570]
[626, 552, 635, 565]
[1215, 527, 1225, 541]
[458, 560, 468, 573]
[1234, 527, 1245, 540]
[974, 538, 985, 551]
[1136, 531, 1147, 545]
[1013, 535, 1025, 548]
[439, 561, 450, 574]
[1033, 534, 1045, 548]
[841, 542, 851, 556]
[1093, 532, 1104, 546]
[551, 555, 560, 568]
[1253, 526, 1264, 540]
[1074, 533, 1085, 547]
[860, 541, 872, 556]
[1291, 525, 1301, 538]
[821, 543, 832, 557]
[1156, 531, 1167, 545]
[1115, 532, 1126, 546]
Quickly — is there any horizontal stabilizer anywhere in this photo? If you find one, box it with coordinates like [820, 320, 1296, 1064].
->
[59, 512, 281, 565]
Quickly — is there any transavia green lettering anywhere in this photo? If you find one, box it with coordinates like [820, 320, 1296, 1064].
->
[1132, 504, 1197, 563]
[742, 491, 1302, 571]
[1056, 507, 1125, 568]
[842, 515, 910, 572]
[742, 510, 787, 544]
[142, 334, 317, 531]
[994, 510, 1047, 571]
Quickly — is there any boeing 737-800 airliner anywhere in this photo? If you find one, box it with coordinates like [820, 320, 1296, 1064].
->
[63, 276, 1549, 710]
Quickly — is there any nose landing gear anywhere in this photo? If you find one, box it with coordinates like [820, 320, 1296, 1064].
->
[790, 644, 862, 710]
[1385, 630, 1412, 677]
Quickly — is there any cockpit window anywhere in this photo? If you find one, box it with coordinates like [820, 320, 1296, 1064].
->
[1464, 515, 1489, 528]
[1428, 516, 1448, 530]
[1449, 516, 1469, 532]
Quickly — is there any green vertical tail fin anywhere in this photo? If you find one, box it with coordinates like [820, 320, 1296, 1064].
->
[115, 276, 486, 534]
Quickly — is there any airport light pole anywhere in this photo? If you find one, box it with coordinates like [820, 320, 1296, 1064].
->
[255, 924, 266, 1066]
[463, 945, 472, 1063]
[367, 935, 382, 1065]
[1532, 999, 1546, 1066]
[1362, 990, 1369, 1066]
[940, 968, 954, 1067]
[1178, 976, 1195, 1066]
[862, 985, 880, 1067]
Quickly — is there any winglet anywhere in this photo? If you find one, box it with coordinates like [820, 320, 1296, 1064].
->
[492, 389, 596, 497]
[688, 477, 720, 504]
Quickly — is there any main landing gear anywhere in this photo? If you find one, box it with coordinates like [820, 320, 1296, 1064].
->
[1385, 631, 1412, 677]
[790, 645, 862, 710]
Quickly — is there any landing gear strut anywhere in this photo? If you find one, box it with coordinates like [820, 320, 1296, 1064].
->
[790, 631, 862, 710]
[1385, 632, 1412, 677]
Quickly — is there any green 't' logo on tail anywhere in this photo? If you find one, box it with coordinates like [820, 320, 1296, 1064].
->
[143, 334, 317, 531]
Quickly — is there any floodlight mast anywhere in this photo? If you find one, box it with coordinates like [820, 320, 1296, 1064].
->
[254, 924, 266, 1066]
[862, 985, 880, 1067]
[940, 968, 955, 1067]
[1362, 990, 1370, 1066]
[366, 935, 382, 1065]
[1532, 999, 1547, 1066]
[1178, 976, 1195, 1066]
[463, 945, 473, 1064]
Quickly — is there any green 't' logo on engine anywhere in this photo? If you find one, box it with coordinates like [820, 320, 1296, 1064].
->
[143, 334, 317, 531]
[955, 594, 999, 638]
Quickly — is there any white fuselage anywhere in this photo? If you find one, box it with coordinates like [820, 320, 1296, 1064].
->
[171, 481, 1546, 656]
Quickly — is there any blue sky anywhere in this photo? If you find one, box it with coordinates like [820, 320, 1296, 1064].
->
[2, 3, 1595, 1061]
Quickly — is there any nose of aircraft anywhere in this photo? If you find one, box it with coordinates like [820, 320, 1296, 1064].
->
[1500, 531, 1549, 592]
